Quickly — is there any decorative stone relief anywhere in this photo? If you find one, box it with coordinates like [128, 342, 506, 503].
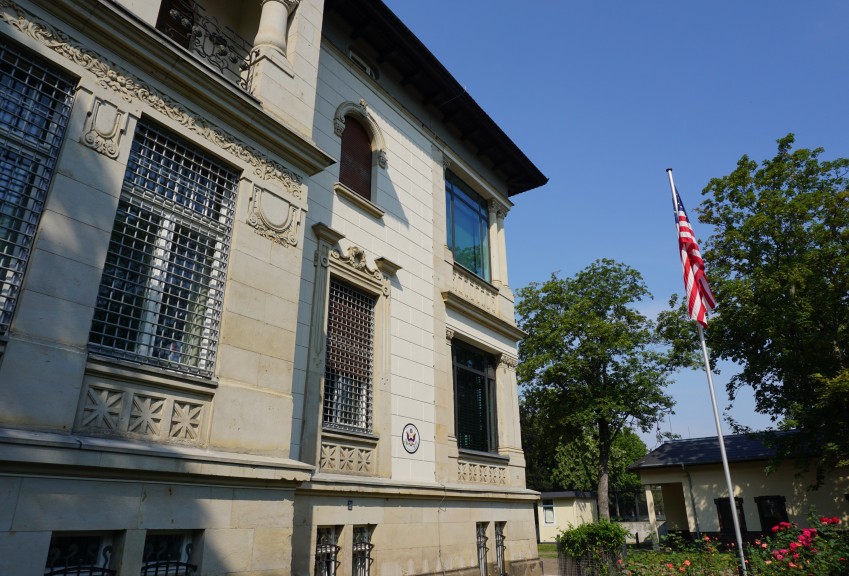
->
[330, 245, 390, 295]
[458, 461, 507, 485]
[248, 185, 301, 246]
[0, 0, 304, 198]
[445, 328, 455, 343]
[320, 441, 375, 474]
[170, 401, 204, 440]
[450, 268, 498, 315]
[76, 380, 208, 445]
[128, 393, 165, 437]
[499, 354, 518, 370]
[80, 97, 127, 158]
[80, 386, 123, 431]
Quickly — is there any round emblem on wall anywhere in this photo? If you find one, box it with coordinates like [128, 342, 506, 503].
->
[402, 423, 420, 454]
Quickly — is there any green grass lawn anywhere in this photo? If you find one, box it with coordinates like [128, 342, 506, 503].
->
[537, 542, 558, 559]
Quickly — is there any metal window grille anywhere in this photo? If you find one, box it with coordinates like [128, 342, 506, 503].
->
[44, 534, 116, 576]
[352, 526, 374, 576]
[494, 523, 506, 576]
[476, 522, 489, 576]
[141, 533, 196, 576]
[0, 39, 74, 335]
[323, 279, 375, 433]
[315, 527, 340, 576]
[89, 120, 237, 377]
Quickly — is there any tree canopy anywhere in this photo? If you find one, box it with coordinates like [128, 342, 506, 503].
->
[516, 259, 675, 518]
[697, 134, 849, 474]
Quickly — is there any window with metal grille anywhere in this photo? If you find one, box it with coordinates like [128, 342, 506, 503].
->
[141, 532, 196, 576]
[339, 115, 372, 200]
[315, 527, 339, 576]
[476, 522, 489, 576]
[445, 171, 490, 281]
[453, 341, 496, 452]
[44, 533, 116, 576]
[323, 278, 375, 433]
[494, 523, 506, 576]
[89, 120, 237, 377]
[0, 39, 75, 336]
[352, 525, 373, 576]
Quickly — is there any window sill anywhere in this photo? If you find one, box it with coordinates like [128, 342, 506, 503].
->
[458, 447, 510, 464]
[86, 354, 219, 393]
[321, 427, 379, 445]
[334, 182, 384, 219]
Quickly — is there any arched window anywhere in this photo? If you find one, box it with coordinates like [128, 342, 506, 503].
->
[339, 115, 373, 200]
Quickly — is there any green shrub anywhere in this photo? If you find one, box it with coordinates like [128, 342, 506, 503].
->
[557, 520, 629, 574]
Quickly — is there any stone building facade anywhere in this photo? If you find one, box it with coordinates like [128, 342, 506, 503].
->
[0, 0, 547, 574]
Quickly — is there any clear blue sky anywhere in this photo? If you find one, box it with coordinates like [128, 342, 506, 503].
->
[382, 0, 849, 447]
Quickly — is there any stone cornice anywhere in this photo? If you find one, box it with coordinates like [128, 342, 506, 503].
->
[14, 0, 333, 178]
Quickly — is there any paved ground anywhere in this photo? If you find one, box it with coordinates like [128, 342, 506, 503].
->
[541, 556, 558, 575]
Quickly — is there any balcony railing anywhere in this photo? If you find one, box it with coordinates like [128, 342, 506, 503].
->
[155, 0, 255, 90]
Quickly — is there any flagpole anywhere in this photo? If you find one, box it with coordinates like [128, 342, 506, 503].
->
[666, 169, 748, 575]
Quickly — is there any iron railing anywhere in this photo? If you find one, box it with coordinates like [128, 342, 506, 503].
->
[155, 0, 255, 89]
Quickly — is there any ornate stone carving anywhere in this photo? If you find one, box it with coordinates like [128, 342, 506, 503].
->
[499, 354, 518, 370]
[331, 245, 385, 286]
[248, 185, 301, 246]
[76, 380, 209, 445]
[458, 460, 507, 485]
[80, 386, 123, 431]
[450, 268, 498, 315]
[128, 393, 165, 437]
[446, 328, 455, 343]
[0, 0, 304, 197]
[80, 97, 127, 158]
[320, 441, 375, 474]
[170, 401, 204, 441]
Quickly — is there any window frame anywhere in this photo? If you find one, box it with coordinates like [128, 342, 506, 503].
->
[141, 530, 198, 576]
[754, 495, 788, 532]
[714, 496, 747, 536]
[315, 526, 340, 576]
[542, 499, 555, 524]
[352, 525, 374, 576]
[445, 170, 491, 282]
[88, 118, 238, 379]
[452, 339, 497, 453]
[338, 114, 373, 201]
[476, 522, 489, 576]
[332, 102, 387, 219]
[44, 532, 117, 576]
[0, 38, 75, 337]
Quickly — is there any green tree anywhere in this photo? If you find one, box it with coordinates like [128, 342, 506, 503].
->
[516, 259, 674, 519]
[550, 428, 646, 495]
[697, 134, 849, 476]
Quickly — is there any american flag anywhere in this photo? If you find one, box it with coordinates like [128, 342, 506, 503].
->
[674, 187, 716, 327]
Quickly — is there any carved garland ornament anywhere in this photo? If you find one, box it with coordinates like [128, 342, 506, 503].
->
[247, 185, 301, 246]
[0, 0, 304, 197]
[330, 245, 390, 295]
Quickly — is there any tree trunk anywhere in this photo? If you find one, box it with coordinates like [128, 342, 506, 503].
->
[597, 420, 611, 520]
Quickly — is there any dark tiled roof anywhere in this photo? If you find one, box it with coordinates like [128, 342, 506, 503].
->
[540, 491, 597, 500]
[628, 432, 792, 470]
